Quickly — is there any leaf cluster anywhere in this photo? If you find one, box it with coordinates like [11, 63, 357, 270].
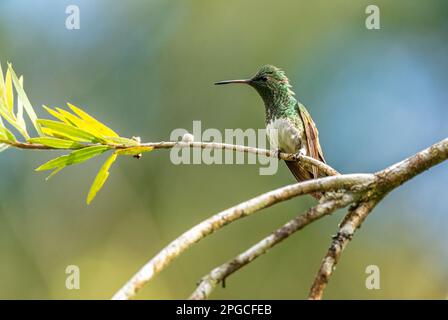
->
[0, 62, 153, 203]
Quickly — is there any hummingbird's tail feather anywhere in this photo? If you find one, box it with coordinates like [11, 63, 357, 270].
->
[285, 161, 328, 200]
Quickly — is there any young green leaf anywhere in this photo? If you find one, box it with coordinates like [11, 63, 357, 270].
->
[45, 167, 64, 181]
[5, 68, 13, 112]
[35, 145, 110, 171]
[105, 136, 140, 147]
[0, 110, 5, 129]
[68, 103, 119, 138]
[55, 107, 109, 138]
[37, 119, 100, 142]
[43, 105, 72, 124]
[16, 76, 26, 131]
[9, 64, 41, 135]
[55, 107, 85, 126]
[0, 103, 30, 140]
[87, 153, 118, 204]
[28, 137, 84, 149]
[115, 146, 154, 156]
[0, 62, 4, 97]
[3, 127, 17, 142]
[0, 118, 8, 146]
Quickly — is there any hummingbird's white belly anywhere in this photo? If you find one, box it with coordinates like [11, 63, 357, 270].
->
[266, 118, 305, 154]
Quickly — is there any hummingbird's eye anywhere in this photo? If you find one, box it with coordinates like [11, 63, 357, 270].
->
[259, 76, 268, 82]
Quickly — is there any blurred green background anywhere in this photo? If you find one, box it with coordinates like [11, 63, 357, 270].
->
[0, 0, 447, 299]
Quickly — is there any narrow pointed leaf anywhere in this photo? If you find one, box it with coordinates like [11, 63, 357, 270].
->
[35, 145, 110, 171]
[45, 167, 64, 181]
[0, 110, 4, 129]
[55, 107, 107, 138]
[68, 103, 119, 137]
[55, 107, 84, 126]
[28, 137, 84, 149]
[115, 146, 154, 156]
[0, 62, 4, 98]
[0, 107, 29, 139]
[43, 105, 72, 124]
[16, 75, 26, 131]
[8, 64, 42, 135]
[105, 136, 140, 147]
[5, 68, 13, 111]
[87, 153, 118, 204]
[38, 119, 100, 142]
[3, 127, 17, 142]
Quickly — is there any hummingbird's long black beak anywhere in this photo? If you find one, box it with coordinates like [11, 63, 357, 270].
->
[214, 79, 251, 85]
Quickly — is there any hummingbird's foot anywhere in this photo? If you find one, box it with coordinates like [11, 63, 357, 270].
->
[291, 149, 306, 161]
[275, 149, 282, 160]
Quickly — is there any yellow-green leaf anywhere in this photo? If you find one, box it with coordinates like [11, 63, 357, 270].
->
[0, 110, 5, 128]
[0, 105, 29, 140]
[68, 103, 119, 137]
[115, 146, 154, 156]
[0, 62, 4, 98]
[38, 119, 100, 142]
[43, 105, 72, 124]
[16, 76, 26, 130]
[3, 127, 17, 142]
[87, 153, 118, 204]
[5, 68, 13, 111]
[55, 107, 107, 138]
[8, 64, 42, 135]
[55, 107, 85, 126]
[105, 136, 140, 147]
[0, 106, 16, 125]
[28, 137, 84, 149]
[35, 145, 110, 171]
[0, 115, 13, 142]
[45, 167, 64, 181]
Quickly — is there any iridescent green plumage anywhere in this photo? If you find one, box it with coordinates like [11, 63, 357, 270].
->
[215, 65, 327, 196]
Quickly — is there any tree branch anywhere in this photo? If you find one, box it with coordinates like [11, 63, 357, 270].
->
[189, 192, 356, 300]
[1, 139, 339, 176]
[308, 137, 448, 300]
[111, 174, 372, 300]
[111, 138, 446, 300]
[308, 198, 380, 300]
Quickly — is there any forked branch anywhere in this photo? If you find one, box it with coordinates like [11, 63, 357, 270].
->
[189, 192, 357, 300]
[113, 138, 447, 300]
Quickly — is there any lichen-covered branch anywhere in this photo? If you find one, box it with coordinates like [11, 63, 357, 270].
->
[189, 193, 357, 300]
[308, 199, 380, 300]
[111, 138, 447, 300]
[112, 174, 372, 300]
[308, 137, 448, 300]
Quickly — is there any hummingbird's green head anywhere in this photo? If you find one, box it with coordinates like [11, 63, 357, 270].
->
[215, 65, 295, 110]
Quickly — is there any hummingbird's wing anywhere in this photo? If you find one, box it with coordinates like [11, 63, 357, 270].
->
[297, 103, 326, 178]
[283, 104, 326, 199]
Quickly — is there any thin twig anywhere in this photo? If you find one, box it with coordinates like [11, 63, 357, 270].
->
[189, 192, 357, 300]
[0, 139, 338, 176]
[308, 199, 380, 300]
[112, 174, 373, 300]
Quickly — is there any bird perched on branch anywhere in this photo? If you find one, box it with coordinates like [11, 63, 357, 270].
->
[215, 65, 328, 198]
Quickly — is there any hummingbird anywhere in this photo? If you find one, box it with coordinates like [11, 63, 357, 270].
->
[215, 65, 328, 198]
